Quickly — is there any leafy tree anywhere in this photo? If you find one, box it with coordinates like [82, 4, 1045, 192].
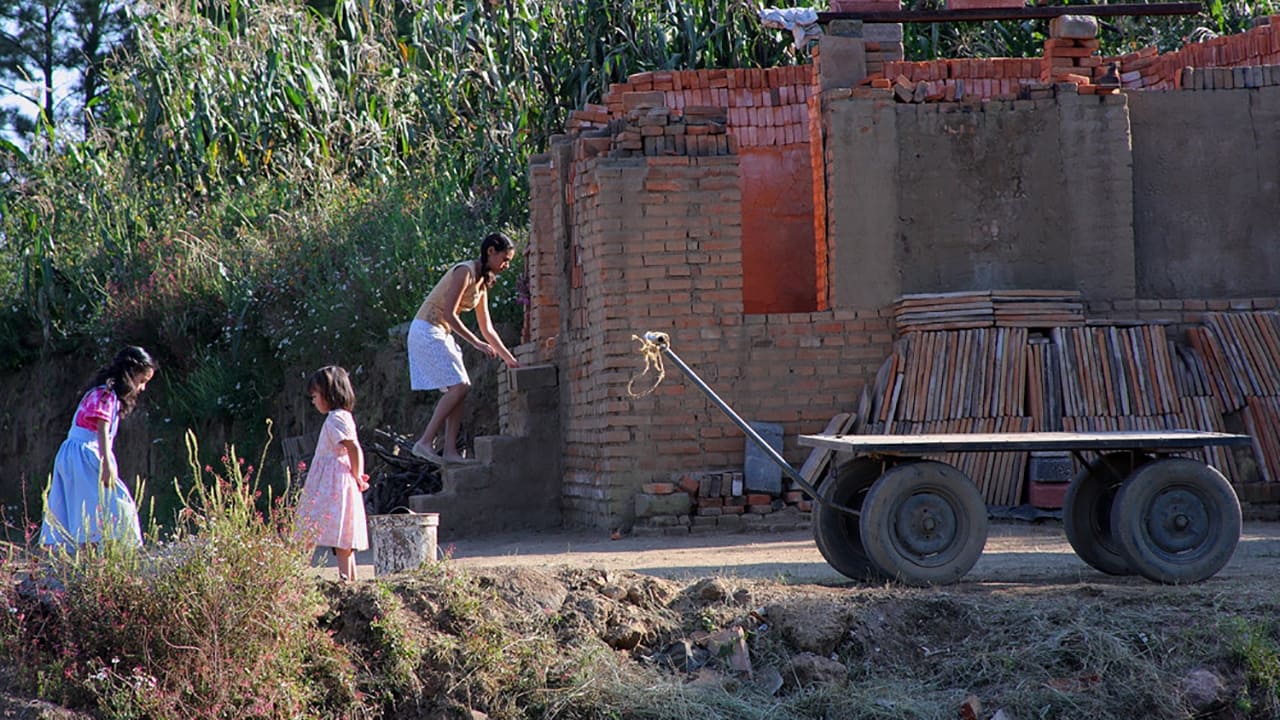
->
[0, 0, 130, 139]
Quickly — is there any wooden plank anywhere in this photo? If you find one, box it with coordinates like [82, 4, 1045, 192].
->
[853, 385, 872, 434]
[799, 430, 1254, 455]
[1010, 329, 1028, 418]
[1241, 400, 1274, 484]
[797, 412, 857, 485]
[1256, 313, 1280, 393]
[1093, 327, 1115, 416]
[1155, 325, 1180, 414]
[816, 2, 1203, 23]
[943, 331, 960, 419]
[884, 372, 904, 434]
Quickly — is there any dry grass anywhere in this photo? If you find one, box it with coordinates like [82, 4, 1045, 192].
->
[5, 528, 1280, 719]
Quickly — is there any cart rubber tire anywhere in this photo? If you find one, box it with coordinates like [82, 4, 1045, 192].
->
[857, 461, 987, 586]
[1063, 452, 1149, 576]
[812, 458, 885, 581]
[1110, 458, 1241, 584]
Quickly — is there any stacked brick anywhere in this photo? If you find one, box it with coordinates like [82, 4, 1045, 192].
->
[1179, 65, 1280, 90]
[569, 100, 734, 160]
[519, 20, 1280, 529]
[1104, 46, 1163, 90]
[1094, 16, 1280, 90]
[563, 66, 816, 149]
[874, 58, 1054, 102]
[631, 471, 813, 536]
[522, 160, 560, 347]
[1038, 16, 1119, 94]
[1041, 37, 1111, 90]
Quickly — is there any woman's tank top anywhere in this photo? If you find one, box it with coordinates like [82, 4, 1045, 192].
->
[415, 261, 485, 328]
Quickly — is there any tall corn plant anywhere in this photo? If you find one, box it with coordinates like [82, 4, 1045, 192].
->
[396, 0, 797, 220]
[108, 0, 419, 197]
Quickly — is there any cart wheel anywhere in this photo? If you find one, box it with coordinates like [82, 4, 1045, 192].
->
[1110, 459, 1241, 584]
[812, 458, 885, 581]
[858, 461, 987, 586]
[1063, 452, 1148, 576]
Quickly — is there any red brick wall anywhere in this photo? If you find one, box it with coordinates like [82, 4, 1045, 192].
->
[523, 140, 894, 528]
[518, 22, 1280, 529]
[566, 66, 821, 316]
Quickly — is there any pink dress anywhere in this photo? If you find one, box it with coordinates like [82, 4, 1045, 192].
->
[296, 409, 368, 550]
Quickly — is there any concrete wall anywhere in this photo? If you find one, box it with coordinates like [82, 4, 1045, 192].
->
[522, 55, 1280, 530]
[824, 91, 1137, 310]
[1128, 87, 1280, 298]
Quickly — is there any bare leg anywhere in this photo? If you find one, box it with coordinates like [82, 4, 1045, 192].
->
[335, 548, 356, 581]
[415, 383, 470, 461]
[441, 397, 467, 461]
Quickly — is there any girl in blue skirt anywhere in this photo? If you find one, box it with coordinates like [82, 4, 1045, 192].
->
[39, 346, 156, 549]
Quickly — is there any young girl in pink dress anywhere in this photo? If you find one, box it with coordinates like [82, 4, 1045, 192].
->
[295, 365, 369, 581]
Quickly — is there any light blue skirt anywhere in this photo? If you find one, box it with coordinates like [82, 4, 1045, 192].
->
[39, 426, 142, 548]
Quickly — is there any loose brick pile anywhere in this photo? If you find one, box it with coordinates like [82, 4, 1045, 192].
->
[569, 101, 734, 160]
[874, 58, 1050, 102]
[850, 15, 1280, 100]
[563, 67, 815, 150]
[1042, 38, 1112, 90]
[632, 471, 814, 536]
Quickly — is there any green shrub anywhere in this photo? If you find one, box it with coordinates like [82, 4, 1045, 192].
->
[0, 428, 365, 719]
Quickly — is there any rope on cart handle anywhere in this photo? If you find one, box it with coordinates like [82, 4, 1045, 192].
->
[628, 333, 669, 398]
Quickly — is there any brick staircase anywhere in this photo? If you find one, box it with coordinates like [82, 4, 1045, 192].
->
[407, 364, 562, 542]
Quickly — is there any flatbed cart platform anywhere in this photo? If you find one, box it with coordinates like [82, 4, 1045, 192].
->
[637, 331, 1253, 587]
[798, 430, 1252, 586]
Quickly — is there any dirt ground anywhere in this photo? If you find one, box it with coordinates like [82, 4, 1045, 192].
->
[326, 519, 1280, 587]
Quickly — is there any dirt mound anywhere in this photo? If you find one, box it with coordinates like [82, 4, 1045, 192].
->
[309, 557, 1280, 719]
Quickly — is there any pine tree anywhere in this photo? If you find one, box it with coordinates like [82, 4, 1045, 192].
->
[0, 0, 130, 139]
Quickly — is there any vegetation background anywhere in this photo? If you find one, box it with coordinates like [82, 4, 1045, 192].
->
[2, 1, 1280, 718]
[1, 0, 1270, 525]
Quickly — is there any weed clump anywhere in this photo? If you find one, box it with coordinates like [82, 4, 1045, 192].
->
[0, 429, 364, 719]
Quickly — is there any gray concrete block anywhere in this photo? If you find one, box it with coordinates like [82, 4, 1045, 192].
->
[635, 492, 692, 518]
[826, 19, 864, 37]
[1049, 15, 1098, 39]
[444, 463, 493, 491]
[817, 36, 867, 91]
[475, 435, 525, 464]
[862, 23, 903, 43]
[511, 364, 558, 391]
[744, 421, 784, 495]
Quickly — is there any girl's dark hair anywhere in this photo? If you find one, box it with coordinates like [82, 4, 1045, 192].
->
[477, 232, 515, 289]
[307, 365, 356, 412]
[88, 346, 157, 417]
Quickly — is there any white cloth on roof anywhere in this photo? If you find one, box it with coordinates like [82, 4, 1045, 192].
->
[759, 7, 823, 48]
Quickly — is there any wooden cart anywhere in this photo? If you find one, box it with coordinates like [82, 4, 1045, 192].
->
[640, 332, 1253, 587]
[799, 431, 1251, 586]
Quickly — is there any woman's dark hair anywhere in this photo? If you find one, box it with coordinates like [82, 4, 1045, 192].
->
[307, 365, 356, 412]
[88, 346, 157, 417]
[477, 232, 515, 288]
